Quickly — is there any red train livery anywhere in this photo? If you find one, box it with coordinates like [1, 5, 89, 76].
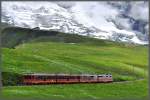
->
[23, 73, 113, 85]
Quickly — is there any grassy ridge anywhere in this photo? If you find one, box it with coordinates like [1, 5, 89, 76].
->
[1, 27, 142, 48]
[1, 27, 111, 48]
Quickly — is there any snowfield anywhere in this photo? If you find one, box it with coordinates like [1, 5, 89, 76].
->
[1, 1, 148, 45]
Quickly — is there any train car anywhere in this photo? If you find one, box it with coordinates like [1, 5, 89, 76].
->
[97, 74, 112, 83]
[23, 73, 113, 85]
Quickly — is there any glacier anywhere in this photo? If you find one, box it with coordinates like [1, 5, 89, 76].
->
[1, 1, 149, 45]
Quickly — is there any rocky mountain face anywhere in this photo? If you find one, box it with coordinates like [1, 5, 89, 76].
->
[1, 1, 148, 44]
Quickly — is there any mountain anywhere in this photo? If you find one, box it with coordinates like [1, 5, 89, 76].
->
[1, 1, 148, 45]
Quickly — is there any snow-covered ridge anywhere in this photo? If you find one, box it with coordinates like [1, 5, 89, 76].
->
[1, 1, 148, 45]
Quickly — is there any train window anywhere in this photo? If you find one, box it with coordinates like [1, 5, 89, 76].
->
[57, 76, 68, 79]
[24, 76, 28, 79]
[75, 76, 79, 79]
[25, 76, 31, 79]
[70, 76, 76, 79]
[29, 76, 32, 79]
[43, 76, 47, 81]
[32, 76, 35, 79]
[63, 76, 66, 79]
[56, 76, 61, 79]
[98, 76, 103, 77]
[48, 76, 55, 79]
[36, 76, 43, 80]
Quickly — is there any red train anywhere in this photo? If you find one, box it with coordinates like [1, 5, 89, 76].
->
[23, 73, 113, 85]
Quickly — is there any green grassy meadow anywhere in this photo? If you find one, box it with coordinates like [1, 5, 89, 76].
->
[1, 27, 149, 100]
[2, 42, 148, 81]
[2, 80, 148, 100]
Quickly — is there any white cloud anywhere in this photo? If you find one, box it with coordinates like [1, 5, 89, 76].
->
[54, 1, 76, 9]
[129, 2, 148, 21]
[71, 2, 119, 30]
[114, 16, 132, 30]
[145, 24, 149, 35]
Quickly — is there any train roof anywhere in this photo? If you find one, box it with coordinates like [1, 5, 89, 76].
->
[23, 73, 112, 76]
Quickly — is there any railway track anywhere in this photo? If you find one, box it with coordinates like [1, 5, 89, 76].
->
[113, 78, 145, 84]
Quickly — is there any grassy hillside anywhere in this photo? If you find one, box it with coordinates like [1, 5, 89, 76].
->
[1, 27, 102, 48]
[1, 27, 148, 99]
[2, 80, 148, 100]
[2, 42, 148, 81]
[0, 23, 10, 33]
